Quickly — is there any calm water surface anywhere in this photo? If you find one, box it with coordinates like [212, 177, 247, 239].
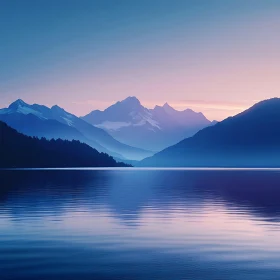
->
[1, 169, 280, 279]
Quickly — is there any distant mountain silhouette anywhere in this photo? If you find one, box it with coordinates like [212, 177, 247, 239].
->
[81, 96, 214, 151]
[0, 121, 129, 168]
[141, 98, 280, 167]
[0, 100, 153, 160]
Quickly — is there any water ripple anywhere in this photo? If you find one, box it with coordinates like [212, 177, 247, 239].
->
[1, 169, 280, 279]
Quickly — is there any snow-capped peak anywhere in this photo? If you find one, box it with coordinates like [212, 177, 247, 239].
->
[122, 96, 140, 104]
[5, 99, 47, 119]
[120, 96, 142, 108]
[8, 99, 28, 109]
[50, 105, 75, 125]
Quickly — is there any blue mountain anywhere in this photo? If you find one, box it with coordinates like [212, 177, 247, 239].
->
[0, 121, 129, 168]
[140, 98, 280, 167]
[0, 99, 153, 160]
[81, 96, 214, 151]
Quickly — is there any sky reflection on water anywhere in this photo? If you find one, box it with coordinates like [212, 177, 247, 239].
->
[1, 169, 280, 280]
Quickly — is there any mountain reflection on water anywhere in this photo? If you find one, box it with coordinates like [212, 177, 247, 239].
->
[1, 169, 280, 280]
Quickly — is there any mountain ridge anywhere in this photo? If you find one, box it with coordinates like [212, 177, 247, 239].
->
[140, 98, 280, 167]
[0, 100, 153, 160]
[0, 121, 129, 168]
[81, 96, 214, 151]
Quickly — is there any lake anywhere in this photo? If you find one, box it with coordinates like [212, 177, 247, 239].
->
[1, 169, 280, 280]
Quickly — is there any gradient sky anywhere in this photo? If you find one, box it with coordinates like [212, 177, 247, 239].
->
[1, 0, 280, 120]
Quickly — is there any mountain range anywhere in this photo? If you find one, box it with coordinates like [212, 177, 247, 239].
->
[0, 99, 152, 161]
[2, 97, 280, 167]
[0, 97, 213, 160]
[140, 98, 280, 167]
[0, 121, 129, 168]
[82, 96, 215, 151]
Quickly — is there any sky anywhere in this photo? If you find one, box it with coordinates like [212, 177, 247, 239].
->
[1, 0, 280, 120]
